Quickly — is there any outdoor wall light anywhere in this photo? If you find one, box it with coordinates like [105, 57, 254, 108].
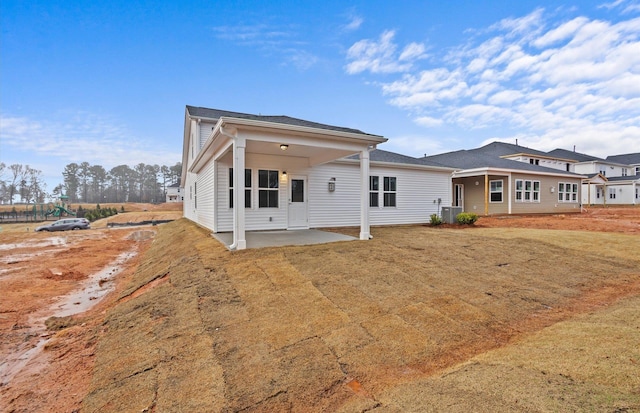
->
[328, 177, 336, 192]
[550, 186, 555, 193]
[280, 144, 289, 151]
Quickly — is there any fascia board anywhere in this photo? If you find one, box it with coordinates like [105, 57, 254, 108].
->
[453, 167, 586, 179]
[219, 117, 387, 145]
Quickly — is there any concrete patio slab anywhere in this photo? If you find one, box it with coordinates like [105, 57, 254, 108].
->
[212, 229, 357, 249]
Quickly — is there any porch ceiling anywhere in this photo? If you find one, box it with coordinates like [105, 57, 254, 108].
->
[246, 140, 358, 166]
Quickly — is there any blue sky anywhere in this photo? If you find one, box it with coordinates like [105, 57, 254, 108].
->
[2, 0, 639, 191]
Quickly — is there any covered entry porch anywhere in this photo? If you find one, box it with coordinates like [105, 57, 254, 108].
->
[188, 114, 387, 250]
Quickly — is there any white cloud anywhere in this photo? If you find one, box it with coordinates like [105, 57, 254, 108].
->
[212, 22, 319, 71]
[532, 17, 589, 47]
[414, 116, 443, 127]
[344, 15, 364, 31]
[0, 112, 179, 169]
[598, 0, 640, 13]
[347, 7, 640, 157]
[345, 30, 426, 74]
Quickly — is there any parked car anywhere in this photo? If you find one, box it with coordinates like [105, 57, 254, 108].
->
[35, 218, 91, 232]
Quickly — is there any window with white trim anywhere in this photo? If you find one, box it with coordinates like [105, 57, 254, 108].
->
[609, 187, 616, 199]
[383, 176, 397, 207]
[229, 168, 252, 208]
[490, 180, 503, 202]
[369, 176, 379, 207]
[258, 169, 279, 208]
[515, 179, 540, 202]
[622, 168, 628, 176]
[558, 182, 578, 202]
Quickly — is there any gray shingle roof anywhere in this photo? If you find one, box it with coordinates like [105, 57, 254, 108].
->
[421, 148, 582, 176]
[606, 175, 640, 182]
[475, 141, 551, 157]
[186, 105, 380, 137]
[606, 153, 640, 165]
[346, 149, 451, 168]
[546, 148, 604, 162]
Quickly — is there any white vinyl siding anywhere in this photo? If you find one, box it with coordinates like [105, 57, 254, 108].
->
[196, 161, 216, 231]
[195, 154, 453, 232]
[198, 121, 215, 150]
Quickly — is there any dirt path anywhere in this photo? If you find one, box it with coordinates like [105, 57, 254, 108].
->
[0, 204, 181, 413]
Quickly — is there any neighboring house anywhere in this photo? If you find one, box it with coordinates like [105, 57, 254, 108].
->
[607, 153, 640, 177]
[422, 142, 586, 215]
[181, 106, 454, 250]
[547, 149, 639, 205]
[166, 183, 183, 203]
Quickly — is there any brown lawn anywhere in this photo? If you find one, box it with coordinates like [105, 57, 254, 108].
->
[1, 205, 639, 412]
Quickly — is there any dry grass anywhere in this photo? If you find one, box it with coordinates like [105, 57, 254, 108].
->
[82, 220, 640, 412]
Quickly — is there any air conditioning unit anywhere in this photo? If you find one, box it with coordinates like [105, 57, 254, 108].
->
[441, 206, 463, 224]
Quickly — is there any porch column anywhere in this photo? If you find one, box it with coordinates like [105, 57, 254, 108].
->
[232, 136, 247, 250]
[484, 173, 489, 216]
[507, 173, 512, 214]
[360, 148, 371, 240]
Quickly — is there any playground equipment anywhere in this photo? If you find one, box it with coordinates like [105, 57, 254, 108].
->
[0, 195, 77, 223]
[44, 194, 76, 217]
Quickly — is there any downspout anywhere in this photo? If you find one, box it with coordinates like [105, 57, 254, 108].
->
[220, 125, 240, 250]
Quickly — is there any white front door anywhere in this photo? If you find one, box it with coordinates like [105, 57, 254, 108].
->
[288, 176, 308, 229]
[454, 184, 464, 208]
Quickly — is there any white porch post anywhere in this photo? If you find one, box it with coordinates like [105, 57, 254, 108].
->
[232, 136, 247, 250]
[360, 148, 371, 240]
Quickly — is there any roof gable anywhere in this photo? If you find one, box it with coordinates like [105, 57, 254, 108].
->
[186, 106, 379, 137]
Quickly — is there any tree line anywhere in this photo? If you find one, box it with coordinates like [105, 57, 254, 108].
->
[0, 161, 182, 204]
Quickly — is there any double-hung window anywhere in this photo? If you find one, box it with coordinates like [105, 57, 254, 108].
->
[229, 168, 252, 208]
[369, 176, 379, 207]
[558, 182, 578, 202]
[258, 169, 279, 208]
[383, 177, 397, 207]
[490, 180, 503, 202]
[515, 179, 540, 202]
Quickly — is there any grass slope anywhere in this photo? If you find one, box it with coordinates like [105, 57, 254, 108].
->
[82, 220, 640, 412]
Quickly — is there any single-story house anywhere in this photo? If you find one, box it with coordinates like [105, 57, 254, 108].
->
[422, 142, 586, 215]
[181, 106, 454, 249]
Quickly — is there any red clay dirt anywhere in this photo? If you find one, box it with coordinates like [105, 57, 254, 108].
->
[0, 204, 637, 412]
